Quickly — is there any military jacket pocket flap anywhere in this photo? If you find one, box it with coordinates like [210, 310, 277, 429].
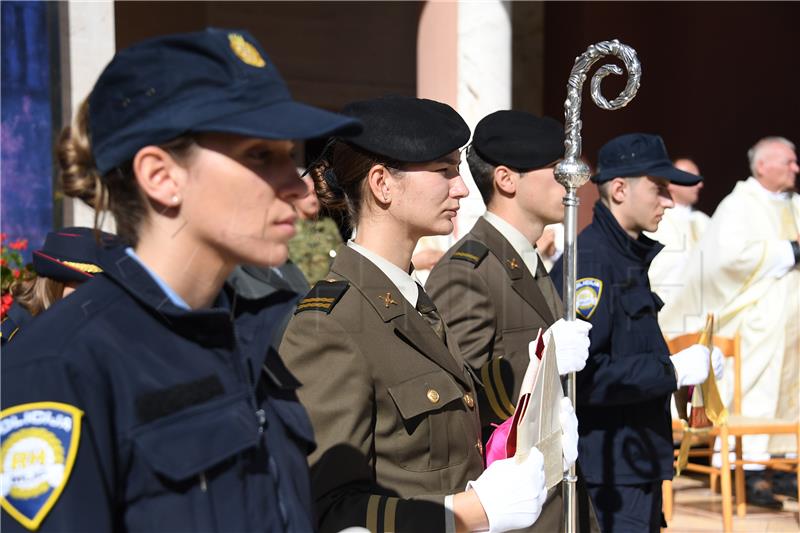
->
[620, 287, 659, 317]
[133, 394, 259, 481]
[387, 371, 464, 420]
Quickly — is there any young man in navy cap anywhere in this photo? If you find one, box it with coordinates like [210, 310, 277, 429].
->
[427, 110, 596, 532]
[551, 133, 724, 532]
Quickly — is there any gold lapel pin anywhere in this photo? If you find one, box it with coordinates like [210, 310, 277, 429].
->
[378, 292, 398, 308]
[506, 258, 520, 270]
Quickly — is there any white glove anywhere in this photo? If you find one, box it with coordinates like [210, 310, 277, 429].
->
[559, 397, 579, 471]
[671, 344, 710, 387]
[543, 318, 592, 375]
[467, 448, 547, 532]
[711, 346, 725, 381]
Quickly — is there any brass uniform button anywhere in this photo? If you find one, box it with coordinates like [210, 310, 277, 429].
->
[475, 440, 484, 456]
[463, 393, 475, 409]
[427, 389, 440, 404]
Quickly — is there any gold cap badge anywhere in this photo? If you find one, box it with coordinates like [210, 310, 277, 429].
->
[228, 33, 266, 68]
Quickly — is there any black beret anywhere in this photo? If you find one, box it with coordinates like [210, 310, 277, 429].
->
[471, 110, 565, 171]
[341, 95, 470, 163]
[32, 227, 119, 284]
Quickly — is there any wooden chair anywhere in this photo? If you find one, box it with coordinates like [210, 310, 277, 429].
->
[662, 331, 800, 532]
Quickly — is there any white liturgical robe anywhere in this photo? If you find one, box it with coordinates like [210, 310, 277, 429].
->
[660, 177, 800, 456]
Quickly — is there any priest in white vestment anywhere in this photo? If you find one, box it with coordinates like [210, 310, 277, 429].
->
[646, 158, 711, 333]
[660, 137, 800, 462]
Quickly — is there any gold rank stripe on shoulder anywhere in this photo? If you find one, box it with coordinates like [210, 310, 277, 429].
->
[366, 494, 399, 533]
[60, 260, 103, 274]
[451, 240, 489, 268]
[295, 279, 349, 315]
[453, 251, 480, 262]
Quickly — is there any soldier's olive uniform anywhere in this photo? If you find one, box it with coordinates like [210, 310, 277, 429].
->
[288, 217, 342, 285]
[428, 217, 599, 533]
[280, 245, 484, 533]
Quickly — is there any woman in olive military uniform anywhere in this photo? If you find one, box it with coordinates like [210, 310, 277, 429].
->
[279, 96, 548, 533]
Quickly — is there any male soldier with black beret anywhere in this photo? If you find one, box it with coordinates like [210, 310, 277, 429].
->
[427, 110, 596, 532]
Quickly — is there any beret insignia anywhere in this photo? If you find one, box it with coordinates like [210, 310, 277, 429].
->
[296, 280, 349, 314]
[228, 33, 266, 68]
[451, 240, 489, 268]
[575, 277, 603, 320]
[1, 402, 83, 530]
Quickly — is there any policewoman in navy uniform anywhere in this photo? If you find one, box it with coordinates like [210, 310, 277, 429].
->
[279, 96, 549, 533]
[551, 134, 719, 532]
[1, 29, 360, 532]
[2, 227, 117, 345]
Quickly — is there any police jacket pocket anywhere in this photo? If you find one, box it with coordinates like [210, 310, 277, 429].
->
[387, 370, 470, 472]
[620, 287, 660, 318]
[133, 393, 259, 482]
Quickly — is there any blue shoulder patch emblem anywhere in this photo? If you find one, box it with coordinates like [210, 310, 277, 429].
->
[575, 277, 603, 320]
[1, 402, 83, 531]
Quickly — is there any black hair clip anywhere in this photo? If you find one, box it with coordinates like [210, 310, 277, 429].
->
[323, 167, 345, 198]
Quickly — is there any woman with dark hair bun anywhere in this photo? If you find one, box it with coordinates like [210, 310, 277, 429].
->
[1, 28, 360, 532]
[280, 95, 548, 533]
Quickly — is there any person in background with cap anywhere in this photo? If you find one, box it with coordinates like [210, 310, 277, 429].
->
[1, 28, 360, 532]
[426, 110, 596, 531]
[1, 227, 117, 345]
[551, 133, 724, 532]
[279, 96, 548, 533]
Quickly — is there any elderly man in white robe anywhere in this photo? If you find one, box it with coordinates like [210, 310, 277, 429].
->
[660, 136, 800, 503]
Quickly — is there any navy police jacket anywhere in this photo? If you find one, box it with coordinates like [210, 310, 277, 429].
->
[551, 201, 678, 486]
[1, 247, 315, 532]
[1, 301, 33, 345]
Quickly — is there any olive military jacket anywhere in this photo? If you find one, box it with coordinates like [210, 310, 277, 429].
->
[427, 217, 600, 533]
[426, 216, 563, 428]
[279, 245, 484, 533]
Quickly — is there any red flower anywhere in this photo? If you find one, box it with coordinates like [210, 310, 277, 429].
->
[1, 293, 13, 318]
[12, 269, 21, 279]
[8, 239, 28, 251]
[0, 233, 6, 243]
[0, 258, 5, 267]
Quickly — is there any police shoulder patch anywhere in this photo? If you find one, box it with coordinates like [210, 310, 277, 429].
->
[295, 279, 349, 314]
[575, 277, 603, 320]
[451, 240, 489, 268]
[1, 402, 83, 531]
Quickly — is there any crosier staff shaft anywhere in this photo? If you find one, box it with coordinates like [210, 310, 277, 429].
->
[553, 39, 641, 533]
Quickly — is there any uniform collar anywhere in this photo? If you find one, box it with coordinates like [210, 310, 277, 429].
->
[99, 246, 235, 347]
[592, 201, 663, 265]
[125, 247, 191, 309]
[347, 240, 418, 307]
[483, 211, 539, 276]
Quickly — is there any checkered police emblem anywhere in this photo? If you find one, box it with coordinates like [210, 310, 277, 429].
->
[1, 402, 83, 530]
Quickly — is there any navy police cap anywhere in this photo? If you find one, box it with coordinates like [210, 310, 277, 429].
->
[472, 110, 565, 172]
[89, 28, 362, 175]
[32, 227, 119, 284]
[341, 95, 470, 163]
[591, 133, 702, 185]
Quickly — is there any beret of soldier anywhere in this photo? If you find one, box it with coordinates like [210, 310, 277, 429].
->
[591, 133, 702, 185]
[471, 110, 565, 172]
[341, 95, 470, 163]
[32, 227, 119, 283]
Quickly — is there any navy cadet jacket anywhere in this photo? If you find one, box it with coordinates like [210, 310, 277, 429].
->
[551, 201, 678, 486]
[1, 246, 316, 532]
